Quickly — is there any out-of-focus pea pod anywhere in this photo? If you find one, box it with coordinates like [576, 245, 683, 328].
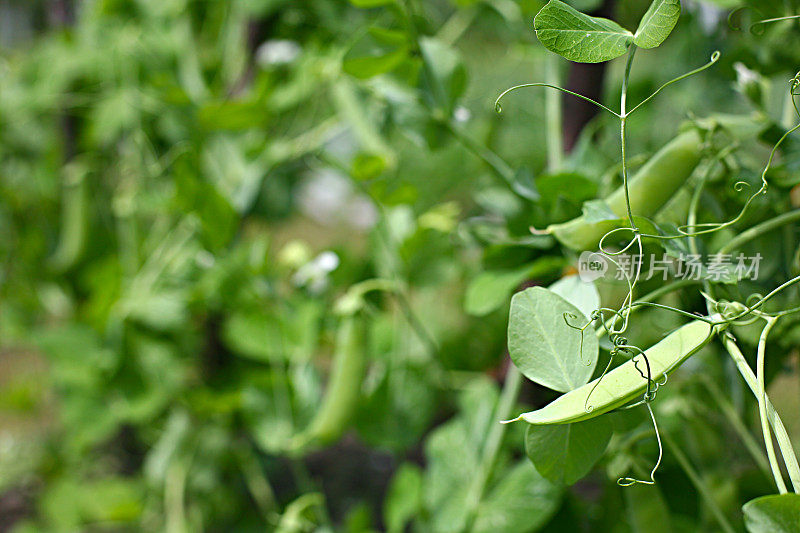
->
[507, 320, 715, 426]
[548, 129, 703, 251]
[292, 282, 388, 451]
[50, 161, 89, 272]
[304, 315, 366, 445]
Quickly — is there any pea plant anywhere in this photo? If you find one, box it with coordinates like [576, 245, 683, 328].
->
[4, 0, 800, 531]
[495, 0, 800, 529]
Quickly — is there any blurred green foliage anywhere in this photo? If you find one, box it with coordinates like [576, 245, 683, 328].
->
[1, 0, 800, 531]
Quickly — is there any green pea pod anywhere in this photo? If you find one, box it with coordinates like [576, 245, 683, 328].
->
[548, 129, 703, 251]
[304, 315, 366, 445]
[50, 162, 89, 272]
[508, 320, 714, 426]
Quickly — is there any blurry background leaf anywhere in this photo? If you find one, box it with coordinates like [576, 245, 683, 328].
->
[524, 416, 612, 485]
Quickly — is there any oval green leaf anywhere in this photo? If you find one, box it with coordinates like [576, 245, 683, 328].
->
[634, 0, 681, 49]
[743, 493, 800, 533]
[508, 287, 599, 393]
[534, 0, 633, 63]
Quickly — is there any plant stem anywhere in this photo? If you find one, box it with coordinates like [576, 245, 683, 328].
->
[463, 364, 523, 531]
[756, 316, 788, 493]
[545, 54, 563, 171]
[620, 45, 639, 231]
[237, 443, 277, 523]
[721, 333, 800, 493]
[662, 431, 736, 533]
[716, 210, 800, 255]
[698, 376, 772, 480]
[165, 459, 189, 533]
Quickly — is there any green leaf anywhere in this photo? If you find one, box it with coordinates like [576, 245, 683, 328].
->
[625, 483, 673, 533]
[197, 99, 269, 131]
[534, 0, 633, 63]
[419, 37, 467, 113]
[343, 49, 408, 79]
[419, 379, 563, 532]
[508, 287, 599, 392]
[465, 266, 531, 317]
[743, 494, 800, 533]
[472, 462, 562, 533]
[423, 384, 490, 532]
[174, 153, 237, 250]
[350, 0, 394, 6]
[343, 30, 409, 79]
[549, 274, 600, 318]
[582, 199, 618, 223]
[276, 493, 326, 533]
[524, 416, 612, 485]
[511, 167, 540, 201]
[368, 26, 408, 47]
[223, 310, 283, 362]
[352, 152, 388, 181]
[384, 464, 423, 533]
[465, 258, 565, 317]
[536, 172, 598, 214]
[633, 0, 681, 49]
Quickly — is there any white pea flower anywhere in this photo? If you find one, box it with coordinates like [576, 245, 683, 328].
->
[257, 39, 301, 67]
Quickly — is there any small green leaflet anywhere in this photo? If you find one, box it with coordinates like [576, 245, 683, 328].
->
[533, 0, 682, 63]
[743, 494, 800, 533]
[508, 286, 598, 392]
[534, 0, 633, 63]
[634, 0, 682, 49]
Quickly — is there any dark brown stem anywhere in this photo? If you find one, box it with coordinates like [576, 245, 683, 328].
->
[562, 0, 615, 152]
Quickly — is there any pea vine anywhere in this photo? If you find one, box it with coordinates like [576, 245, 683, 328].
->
[496, 0, 800, 525]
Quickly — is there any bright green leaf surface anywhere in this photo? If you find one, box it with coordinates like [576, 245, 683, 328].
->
[508, 287, 599, 392]
[534, 0, 633, 63]
[634, 0, 681, 49]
